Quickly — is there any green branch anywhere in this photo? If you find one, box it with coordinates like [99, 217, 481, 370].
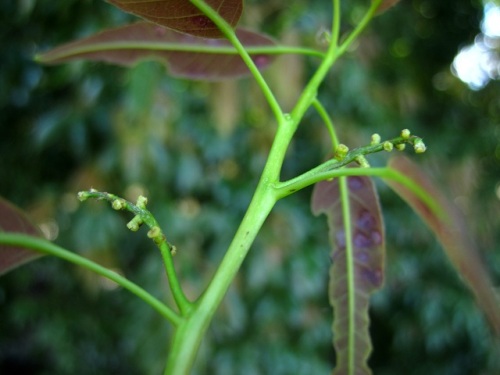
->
[313, 98, 339, 149]
[290, 0, 383, 128]
[190, 0, 285, 124]
[276, 132, 426, 197]
[0, 233, 181, 326]
[78, 190, 193, 315]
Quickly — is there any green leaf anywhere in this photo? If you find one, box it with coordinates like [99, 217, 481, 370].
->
[312, 174, 385, 375]
[0, 197, 44, 275]
[384, 156, 500, 336]
[36, 22, 276, 81]
[106, 0, 242, 38]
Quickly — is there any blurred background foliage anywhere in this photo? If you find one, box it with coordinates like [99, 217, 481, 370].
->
[1, 0, 500, 374]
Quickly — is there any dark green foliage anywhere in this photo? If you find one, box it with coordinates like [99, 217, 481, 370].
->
[1, 0, 499, 374]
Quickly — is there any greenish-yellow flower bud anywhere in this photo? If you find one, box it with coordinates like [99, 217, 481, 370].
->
[334, 144, 349, 161]
[112, 199, 126, 210]
[370, 133, 381, 145]
[136, 195, 148, 209]
[147, 226, 162, 239]
[127, 216, 143, 232]
[395, 143, 406, 151]
[401, 129, 411, 139]
[383, 141, 394, 152]
[414, 138, 426, 153]
[355, 155, 370, 168]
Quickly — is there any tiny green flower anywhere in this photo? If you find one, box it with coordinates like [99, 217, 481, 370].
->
[370, 133, 381, 145]
[414, 138, 426, 153]
[334, 144, 349, 161]
[355, 155, 370, 168]
[169, 244, 177, 256]
[112, 199, 126, 210]
[147, 226, 162, 239]
[77, 191, 89, 202]
[127, 215, 143, 232]
[383, 141, 394, 152]
[401, 129, 411, 139]
[395, 143, 406, 151]
[136, 195, 148, 209]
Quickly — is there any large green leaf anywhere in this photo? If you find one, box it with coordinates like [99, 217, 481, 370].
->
[385, 156, 500, 336]
[107, 0, 243, 38]
[0, 197, 44, 275]
[36, 22, 276, 81]
[312, 174, 385, 375]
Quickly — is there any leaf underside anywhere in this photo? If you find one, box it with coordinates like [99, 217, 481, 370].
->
[0, 197, 44, 276]
[375, 0, 401, 14]
[384, 156, 500, 336]
[107, 0, 243, 38]
[312, 174, 385, 375]
[36, 22, 276, 81]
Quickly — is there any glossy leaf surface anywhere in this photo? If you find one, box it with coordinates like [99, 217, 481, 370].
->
[312, 175, 385, 375]
[0, 197, 44, 275]
[107, 0, 243, 38]
[36, 22, 276, 81]
[385, 156, 500, 336]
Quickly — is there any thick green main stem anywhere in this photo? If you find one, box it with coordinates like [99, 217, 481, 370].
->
[165, 1, 386, 373]
[164, 116, 295, 374]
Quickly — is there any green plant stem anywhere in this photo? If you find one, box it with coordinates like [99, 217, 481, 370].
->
[276, 134, 415, 197]
[190, 0, 284, 123]
[164, 117, 295, 374]
[278, 165, 442, 219]
[338, 175, 356, 375]
[313, 98, 339, 149]
[332, 0, 341, 46]
[291, 0, 382, 126]
[0, 233, 181, 325]
[164, 2, 387, 374]
[79, 190, 192, 315]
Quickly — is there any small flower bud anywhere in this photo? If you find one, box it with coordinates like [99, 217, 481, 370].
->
[383, 141, 394, 152]
[401, 129, 411, 139]
[147, 226, 162, 239]
[112, 199, 126, 210]
[136, 195, 148, 209]
[170, 244, 177, 256]
[77, 191, 89, 202]
[127, 216, 143, 232]
[414, 138, 426, 153]
[395, 143, 406, 151]
[370, 133, 381, 145]
[355, 155, 370, 168]
[334, 144, 349, 161]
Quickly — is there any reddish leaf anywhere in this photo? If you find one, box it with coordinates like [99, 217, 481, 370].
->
[385, 156, 500, 336]
[107, 0, 242, 38]
[0, 197, 44, 275]
[36, 22, 276, 81]
[375, 0, 400, 14]
[312, 174, 385, 375]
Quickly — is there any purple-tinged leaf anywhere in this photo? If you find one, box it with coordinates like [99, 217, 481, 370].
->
[107, 0, 242, 38]
[375, 0, 400, 14]
[312, 174, 385, 375]
[0, 197, 44, 276]
[36, 22, 276, 81]
[385, 156, 500, 336]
